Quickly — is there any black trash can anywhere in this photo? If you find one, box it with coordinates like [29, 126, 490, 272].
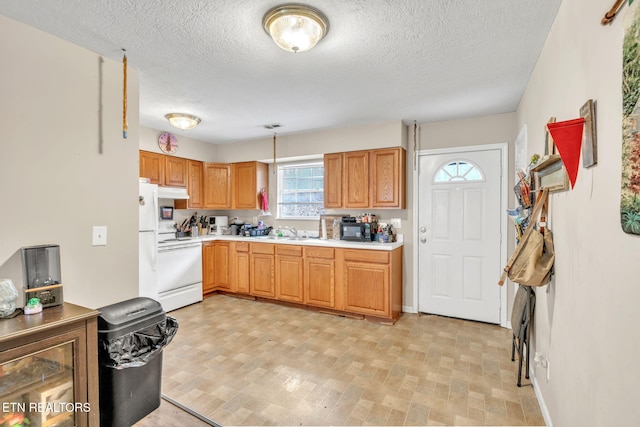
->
[97, 297, 178, 427]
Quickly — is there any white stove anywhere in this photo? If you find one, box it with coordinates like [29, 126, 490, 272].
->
[156, 225, 202, 311]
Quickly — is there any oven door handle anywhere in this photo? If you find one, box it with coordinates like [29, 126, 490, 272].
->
[158, 243, 201, 252]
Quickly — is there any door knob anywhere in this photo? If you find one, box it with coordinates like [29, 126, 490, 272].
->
[420, 237, 427, 243]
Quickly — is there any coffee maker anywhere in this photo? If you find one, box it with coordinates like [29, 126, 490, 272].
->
[21, 244, 63, 307]
[208, 216, 228, 235]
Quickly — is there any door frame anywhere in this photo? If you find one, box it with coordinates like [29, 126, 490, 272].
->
[412, 143, 509, 327]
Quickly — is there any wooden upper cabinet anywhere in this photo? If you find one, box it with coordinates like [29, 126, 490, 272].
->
[370, 147, 406, 208]
[343, 151, 370, 208]
[164, 156, 188, 187]
[139, 150, 189, 188]
[175, 160, 204, 209]
[203, 163, 232, 209]
[140, 150, 164, 185]
[324, 147, 406, 209]
[232, 161, 268, 210]
[324, 153, 343, 209]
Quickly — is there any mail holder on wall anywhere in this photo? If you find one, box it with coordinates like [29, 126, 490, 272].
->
[530, 154, 569, 193]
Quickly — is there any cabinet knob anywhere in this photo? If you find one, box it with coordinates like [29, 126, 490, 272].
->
[420, 237, 427, 244]
[420, 227, 426, 233]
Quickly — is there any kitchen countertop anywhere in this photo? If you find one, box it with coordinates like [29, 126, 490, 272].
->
[196, 234, 403, 251]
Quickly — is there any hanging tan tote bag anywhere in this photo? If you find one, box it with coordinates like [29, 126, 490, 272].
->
[499, 188, 555, 287]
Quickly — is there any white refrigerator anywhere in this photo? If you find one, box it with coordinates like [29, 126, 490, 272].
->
[139, 182, 159, 300]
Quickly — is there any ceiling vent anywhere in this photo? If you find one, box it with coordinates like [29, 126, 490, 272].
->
[261, 123, 284, 130]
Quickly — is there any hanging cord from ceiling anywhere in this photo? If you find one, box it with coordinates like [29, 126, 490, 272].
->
[122, 49, 128, 139]
[273, 133, 277, 174]
[602, 0, 627, 25]
[99, 56, 104, 153]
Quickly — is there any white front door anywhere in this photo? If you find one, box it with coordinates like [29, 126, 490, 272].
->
[417, 148, 502, 324]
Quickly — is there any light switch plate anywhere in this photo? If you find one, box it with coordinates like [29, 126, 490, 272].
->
[92, 226, 107, 246]
[390, 218, 402, 228]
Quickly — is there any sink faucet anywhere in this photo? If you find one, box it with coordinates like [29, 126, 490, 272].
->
[282, 226, 298, 238]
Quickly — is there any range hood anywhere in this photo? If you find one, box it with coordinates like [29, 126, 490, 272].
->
[158, 186, 189, 200]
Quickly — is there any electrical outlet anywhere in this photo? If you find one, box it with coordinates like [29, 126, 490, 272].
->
[390, 218, 402, 228]
[92, 226, 107, 246]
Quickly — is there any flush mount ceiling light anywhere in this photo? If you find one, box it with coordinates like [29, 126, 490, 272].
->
[263, 4, 329, 53]
[165, 113, 201, 130]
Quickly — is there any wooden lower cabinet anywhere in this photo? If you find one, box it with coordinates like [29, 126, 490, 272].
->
[276, 245, 303, 303]
[202, 241, 230, 295]
[338, 247, 403, 322]
[343, 259, 390, 317]
[304, 247, 336, 308]
[209, 239, 402, 323]
[231, 242, 250, 294]
[250, 243, 275, 298]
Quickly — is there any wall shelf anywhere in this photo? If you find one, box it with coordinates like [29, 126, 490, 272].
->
[531, 155, 569, 193]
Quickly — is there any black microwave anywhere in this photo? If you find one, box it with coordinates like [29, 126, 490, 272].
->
[340, 221, 375, 241]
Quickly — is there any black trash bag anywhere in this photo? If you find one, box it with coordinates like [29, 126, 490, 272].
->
[99, 316, 178, 370]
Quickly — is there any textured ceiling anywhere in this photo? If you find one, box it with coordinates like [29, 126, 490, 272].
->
[0, 0, 561, 144]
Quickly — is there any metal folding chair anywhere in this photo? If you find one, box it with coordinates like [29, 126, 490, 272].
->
[511, 285, 536, 386]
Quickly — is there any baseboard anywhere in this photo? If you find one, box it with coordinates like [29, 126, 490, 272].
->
[402, 305, 417, 314]
[530, 367, 553, 427]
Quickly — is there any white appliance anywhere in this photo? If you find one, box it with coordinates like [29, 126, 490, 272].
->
[208, 216, 228, 235]
[139, 182, 159, 300]
[139, 182, 202, 312]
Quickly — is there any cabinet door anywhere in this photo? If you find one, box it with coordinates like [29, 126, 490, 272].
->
[0, 328, 89, 427]
[235, 251, 251, 294]
[165, 156, 188, 187]
[214, 242, 230, 291]
[139, 150, 164, 185]
[250, 254, 275, 298]
[276, 249, 304, 303]
[371, 147, 405, 208]
[304, 257, 335, 308]
[233, 162, 268, 210]
[175, 160, 204, 209]
[343, 261, 390, 317]
[202, 242, 216, 294]
[324, 153, 343, 208]
[343, 151, 369, 208]
[231, 242, 251, 294]
[203, 163, 232, 209]
[187, 160, 204, 208]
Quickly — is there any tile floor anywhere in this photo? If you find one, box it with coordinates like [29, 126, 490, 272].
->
[147, 294, 544, 426]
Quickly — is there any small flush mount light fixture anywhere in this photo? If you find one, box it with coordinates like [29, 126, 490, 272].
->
[263, 4, 329, 53]
[165, 113, 201, 130]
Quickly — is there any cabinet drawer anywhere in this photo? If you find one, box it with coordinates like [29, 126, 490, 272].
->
[235, 242, 250, 252]
[304, 247, 335, 259]
[251, 243, 275, 254]
[343, 249, 389, 264]
[276, 245, 302, 257]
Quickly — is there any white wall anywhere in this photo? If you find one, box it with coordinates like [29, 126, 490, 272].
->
[215, 120, 406, 163]
[139, 126, 219, 162]
[516, 0, 639, 425]
[0, 15, 140, 308]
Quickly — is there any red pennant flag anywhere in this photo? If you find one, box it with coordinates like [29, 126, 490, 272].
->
[547, 118, 585, 189]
